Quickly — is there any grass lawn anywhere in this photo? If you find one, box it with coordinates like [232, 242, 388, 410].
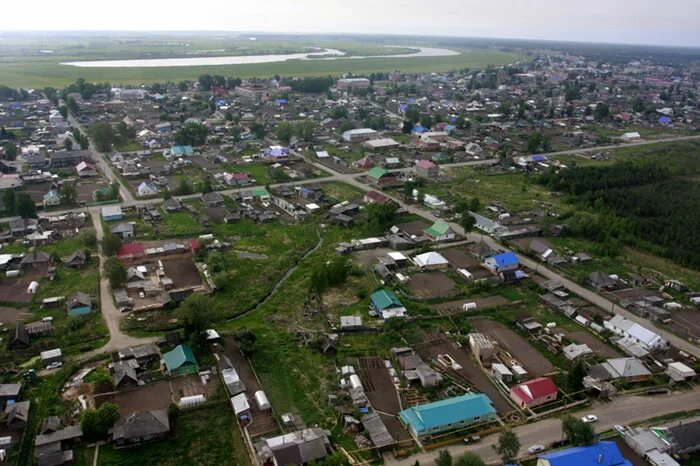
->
[159, 209, 204, 238]
[320, 181, 365, 202]
[95, 403, 250, 466]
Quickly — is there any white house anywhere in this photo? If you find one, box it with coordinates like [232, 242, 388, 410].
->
[604, 314, 669, 353]
[621, 132, 641, 142]
[413, 251, 449, 269]
[137, 182, 158, 197]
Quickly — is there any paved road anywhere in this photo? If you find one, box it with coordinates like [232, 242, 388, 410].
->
[384, 388, 700, 466]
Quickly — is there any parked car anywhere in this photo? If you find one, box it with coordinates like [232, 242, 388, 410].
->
[614, 425, 626, 435]
[527, 445, 545, 454]
[46, 362, 63, 370]
[581, 414, 598, 423]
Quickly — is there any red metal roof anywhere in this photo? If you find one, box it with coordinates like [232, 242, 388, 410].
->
[511, 377, 558, 401]
[117, 242, 145, 259]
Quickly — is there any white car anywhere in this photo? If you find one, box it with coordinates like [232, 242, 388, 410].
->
[527, 445, 545, 454]
[581, 414, 598, 423]
[614, 425, 626, 435]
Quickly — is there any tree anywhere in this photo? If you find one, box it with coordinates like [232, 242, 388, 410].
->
[401, 120, 413, 134]
[91, 122, 115, 153]
[251, 122, 266, 140]
[60, 183, 77, 206]
[296, 120, 315, 142]
[594, 102, 610, 121]
[366, 202, 395, 232]
[459, 213, 476, 233]
[494, 430, 520, 465]
[568, 361, 586, 392]
[175, 122, 208, 146]
[81, 402, 120, 441]
[66, 96, 79, 115]
[562, 415, 595, 446]
[175, 177, 192, 196]
[101, 232, 122, 257]
[2, 189, 15, 214]
[454, 452, 485, 466]
[4, 142, 18, 161]
[176, 294, 221, 347]
[436, 449, 452, 466]
[275, 122, 295, 144]
[234, 328, 257, 355]
[104, 256, 127, 288]
[64, 138, 73, 151]
[16, 193, 36, 218]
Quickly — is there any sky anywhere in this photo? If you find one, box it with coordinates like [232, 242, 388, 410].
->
[3, 0, 700, 47]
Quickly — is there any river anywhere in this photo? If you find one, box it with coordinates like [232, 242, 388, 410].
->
[60, 46, 459, 68]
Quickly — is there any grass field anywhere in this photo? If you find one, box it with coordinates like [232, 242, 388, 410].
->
[0, 33, 522, 88]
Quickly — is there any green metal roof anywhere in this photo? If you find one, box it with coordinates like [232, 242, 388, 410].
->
[424, 220, 451, 237]
[252, 187, 270, 198]
[371, 289, 402, 311]
[164, 344, 197, 372]
[367, 167, 389, 180]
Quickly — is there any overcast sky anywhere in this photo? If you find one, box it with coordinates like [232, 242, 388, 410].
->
[3, 0, 700, 47]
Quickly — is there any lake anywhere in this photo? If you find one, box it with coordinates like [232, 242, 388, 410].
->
[60, 46, 459, 68]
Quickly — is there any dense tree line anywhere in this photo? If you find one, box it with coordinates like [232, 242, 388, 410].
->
[284, 76, 334, 93]
[62, 78, 109, 100]
[541, 162, 700, 269]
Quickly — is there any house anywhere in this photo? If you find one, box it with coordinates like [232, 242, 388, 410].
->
[109, 409, 170, 447]
[110, 223, 135, 239]
[163, 198, 182, 212]
[0, 384, 21, 409]
[399, 393, 497, 438]
[468, 333, 496, 367]
[412, 251, 449, 269]
[66, 292, 92, 316]
[118, 343, 160, 365]
[75, 161, 98, 177]
[366, 167, 396, 185]
[423, 220, 455, 242]
[492, 363, 514, 383]
[34, 422, 83, 466]
[370, 289, 407, 319]
[667, 420, 700, 455]
[137, 181, 158, 197]
[365, 138, 400, 151]
[509, 377, 558, 408]
[587, 271, 618, 291]
[364, 190, 391, 205]
[201, 192, 224, 207]
[63, 249, 87, 268]
[113, 360, 139, 390]
[604, 314, 669, 353]
[415, 159, 439, 177]
[337, 78, 370, 90]
[169, 145, 194, 157]
[5, 400, 30, 429]
[484, 251, 519, 273]
[536, 441, 633, 466]
[8, 324, 31, 350]
[101, 205, 123, 221]
[20, 250, 51, 269]
[163, 344, 198, 375]
[588, 357, 652, 382]
[621, 132, 641, 142]
[40, 348, 63, 368]
[43, 190, 61, 208]
[342, 128, 378, 143]
[255, 428, 332, 466]
[469, 212, 506, 235]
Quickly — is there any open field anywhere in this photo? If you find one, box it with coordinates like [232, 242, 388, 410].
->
[0, 33, 522, 88]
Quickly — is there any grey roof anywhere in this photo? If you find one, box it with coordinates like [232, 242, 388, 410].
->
[35, 425, 82, 446]
[113, 360, 139, 387]
[668, 420, 700, 451]
[0, 383, 22, 398]
[5, 400, 30, 426]
[361, 413, 395, 448]
[261, 428, 331, 466]
[63, 249, 86, 265]
[591, 357, 651, 380]
[110, 409, 170, 441]
[66, 292, 91, 309]
[21, 250, 51, 265]
[118, 343, 159, 361]
[110, 223, 134, 234]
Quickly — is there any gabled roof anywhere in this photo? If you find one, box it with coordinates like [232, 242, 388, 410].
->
[511, 377, 558, 401]
[424, 220, 451, 237]
[367, 167, 389, 180]
[163, 344, 197, 372]
[66, 292, 91, 309]
[21, 250, 51, 265]
[489, 251, 519, 268]
[413, 251, 449, 267]
[370, 289, 402, 311]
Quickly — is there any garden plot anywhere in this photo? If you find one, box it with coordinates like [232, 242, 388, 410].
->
[430, 295, 508, 314]
[407, 272, 458, 299]
[471, 317, 554, 376]
[560, 330, 621, 358]
[412, 338, 513, 416]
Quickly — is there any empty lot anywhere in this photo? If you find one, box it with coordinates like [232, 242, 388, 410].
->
[562, 330, 621, 358]
[430, 295, 508, 314]
[163, 257, 203, 289]
[471, 317, 554, 376]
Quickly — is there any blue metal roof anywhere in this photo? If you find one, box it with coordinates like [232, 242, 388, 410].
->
[538, 442, 632, 466]
[532, 154, 545, 161]
[493, 251, 519, 268]
[399, 393, 496, 433]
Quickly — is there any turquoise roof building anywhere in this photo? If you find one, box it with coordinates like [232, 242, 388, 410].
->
[399, 393, 497, 438]
[163, 344, 198, 376]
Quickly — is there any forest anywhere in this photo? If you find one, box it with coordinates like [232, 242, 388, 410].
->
[540, 160, 700, 270]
